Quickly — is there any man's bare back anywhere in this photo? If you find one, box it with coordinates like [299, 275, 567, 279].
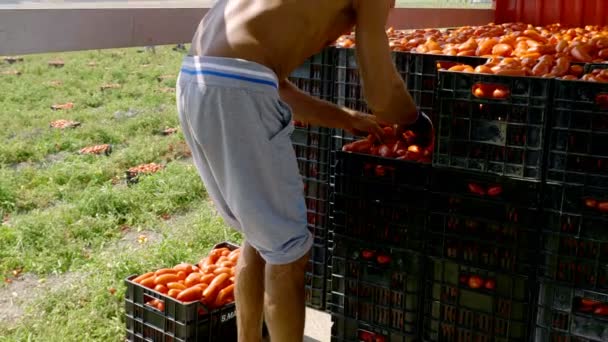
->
[190, 0, 355, 80]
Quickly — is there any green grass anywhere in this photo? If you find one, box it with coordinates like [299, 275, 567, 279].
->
[0, 46, 241, 341]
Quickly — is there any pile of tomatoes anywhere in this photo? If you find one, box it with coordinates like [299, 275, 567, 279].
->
[133, 245, 239, 311]
[79, 144, 111, 155]
[49, 119, 80, 129]
[127, 162, 164, 175]
[338, 23, 608, 61]
[341, 125, 433, 164]
[336, 23, 608, 81]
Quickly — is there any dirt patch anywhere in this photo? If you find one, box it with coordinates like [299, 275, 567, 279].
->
[0, 272, 87, 329]
[116, 229, 163, 250]
[44, 151, 70, 164]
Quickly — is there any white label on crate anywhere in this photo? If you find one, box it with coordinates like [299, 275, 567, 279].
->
[221, 310, 236, 323]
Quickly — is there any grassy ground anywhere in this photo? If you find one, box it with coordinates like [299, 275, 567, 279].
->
[0, 45, 241, 341]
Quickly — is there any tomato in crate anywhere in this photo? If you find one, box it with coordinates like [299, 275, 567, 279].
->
[332, 48, 411, 157]
[422, 258, 532, 342]
[332, 151, 430, 252]
[428, 167, 541, 276]
[328, 236, 424, 341]
[124, 242, 238, 342]
[408, 53, 488, 124]
[536, 282, 608, 341]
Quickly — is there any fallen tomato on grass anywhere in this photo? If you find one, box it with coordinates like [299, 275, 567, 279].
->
[51, 102, 74, 110]
[50, 119, 81, 129]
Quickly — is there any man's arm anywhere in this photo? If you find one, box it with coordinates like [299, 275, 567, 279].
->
[353, 0, 418, 125]
[279, 79, 384, 138]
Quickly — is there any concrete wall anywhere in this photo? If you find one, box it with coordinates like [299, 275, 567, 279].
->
[0, 7, 493, 55]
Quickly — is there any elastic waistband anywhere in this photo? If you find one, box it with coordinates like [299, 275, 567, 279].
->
[179, 56, 279, 93]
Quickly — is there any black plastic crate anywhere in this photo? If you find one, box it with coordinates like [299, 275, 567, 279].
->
[331, 48, 410, 153]
[333, 151, 431, 198]
[334, 48, 410, 113]
[434, 71, 553, 180]
[328, 236, 425, 341]
[332, 151, 430, 252]
[408, 53, 488, 124]
[289, 47, 335, 101]
[331, 314, 417, 342]
[539, 183, 608, 291]
[535, 282, 608, 342]
[428, 168, 541, 276]
[546, 78, 608, 189]
[422, 257, 532, 342]
[125, 242, 238, 342]
[289, 48, 335, 309]
[291, 125, 331, 310]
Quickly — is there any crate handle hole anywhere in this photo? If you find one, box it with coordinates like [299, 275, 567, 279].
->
[144, 294, 165, 312]
[472, 83, 511, 100]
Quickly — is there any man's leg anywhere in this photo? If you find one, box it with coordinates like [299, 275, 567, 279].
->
[236, 240, 266, 342]
[264, 252, 310, 342]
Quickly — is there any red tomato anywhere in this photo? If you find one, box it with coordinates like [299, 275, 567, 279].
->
[382, 126, 397, 144]
[473, 87, 486, 98]
[459, 275, 469, 284]
[468, 275, 484, 289]
[361, 250, 375, 260]
[598, 202, 608, 213]
[484, 279, 496, 290]
[580, 298, 601, 307]
[376, 254, 391, 265]
[487, 186, 503, 197]
[374, 165, 386, 177]
[402, 130, 417, 144]
[594, 305, 608, 316]
[468, 183, 486, 196]
[584, 198, 598, 209]
[403, 145, 421, 161]
[408, 145, 421, 154]
[378, 144, 393, 158]
[395, 149, 407, 156]
[369, 146, 380, 156]
[344, 139, 372, 153]
[492, 88, 509, 99]
[358, 330, 373, 342]
[392, 140, 407, 155]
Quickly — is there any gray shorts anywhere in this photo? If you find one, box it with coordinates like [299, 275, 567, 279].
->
[176, 56, 312, 265]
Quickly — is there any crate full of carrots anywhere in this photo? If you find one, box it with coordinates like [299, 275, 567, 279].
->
[125, 242, 239, 342]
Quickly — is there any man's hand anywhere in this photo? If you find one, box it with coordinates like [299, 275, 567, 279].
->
[346, 111, 386, 141]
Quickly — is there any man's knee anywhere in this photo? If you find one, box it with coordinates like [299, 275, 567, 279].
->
[236, 241, 265, 270]
[265, 252, 309, 281]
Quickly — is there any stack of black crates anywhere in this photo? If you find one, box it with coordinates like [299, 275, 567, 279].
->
[288, 47, 336, 310]
[291, 46, 608, 342]
[535, 64, 608, 342]
[424, 68, 554, 341]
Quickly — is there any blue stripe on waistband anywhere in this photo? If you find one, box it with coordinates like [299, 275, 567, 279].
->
[180, 68, 278, 89]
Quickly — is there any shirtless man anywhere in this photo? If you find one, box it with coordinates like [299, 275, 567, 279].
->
[177, 1, 428, 341]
